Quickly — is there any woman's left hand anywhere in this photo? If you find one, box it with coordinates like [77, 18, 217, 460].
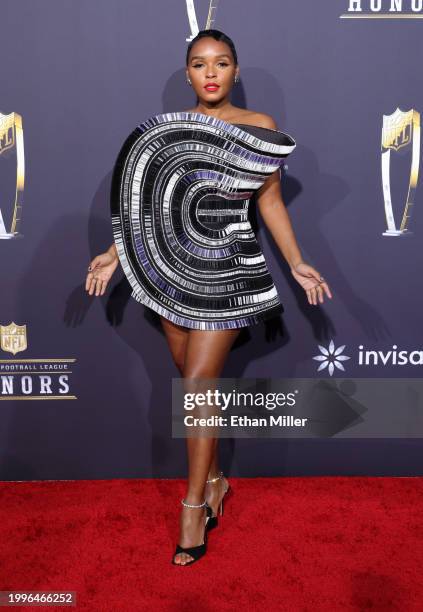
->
[291, 262, 333, 305]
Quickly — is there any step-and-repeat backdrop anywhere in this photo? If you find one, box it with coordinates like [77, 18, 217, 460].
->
[2, 0, 423, 479]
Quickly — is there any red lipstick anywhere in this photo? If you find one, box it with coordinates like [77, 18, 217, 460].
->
[204, 83, 220, 91]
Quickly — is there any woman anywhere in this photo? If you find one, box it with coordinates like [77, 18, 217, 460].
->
[85, 29, 332, 566]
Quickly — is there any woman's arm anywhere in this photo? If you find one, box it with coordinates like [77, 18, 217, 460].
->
[251, 113, 303, 269]
[257, 168, 303, 271]
[107, 242, 118, 260]
[254, 113, 332, 305]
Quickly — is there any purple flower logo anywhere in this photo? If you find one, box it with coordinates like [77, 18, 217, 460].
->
[313, 339, 351, 376]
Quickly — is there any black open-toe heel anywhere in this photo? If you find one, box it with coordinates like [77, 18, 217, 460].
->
[171, 498, 210, 566]
[205, 471, 232, 532]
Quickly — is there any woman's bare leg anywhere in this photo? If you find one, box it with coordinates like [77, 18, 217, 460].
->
[204, 438, 230, 517]
[176, 326, 240, 564]
[160, 317, 239, 564]
[160, 316, 188, 375]
[160, 317, 227, 487]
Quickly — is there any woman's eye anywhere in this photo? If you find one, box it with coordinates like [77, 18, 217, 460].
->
[192, 62, 229, 68]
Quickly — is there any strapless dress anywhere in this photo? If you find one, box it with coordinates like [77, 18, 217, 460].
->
[110, 111, 296, 330]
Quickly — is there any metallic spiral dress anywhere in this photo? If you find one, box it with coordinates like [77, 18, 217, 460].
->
[110, 111, 296, 330]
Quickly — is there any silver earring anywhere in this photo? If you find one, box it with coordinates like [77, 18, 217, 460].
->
[187, 78, 192, 86]
[234, 75, 239, 83]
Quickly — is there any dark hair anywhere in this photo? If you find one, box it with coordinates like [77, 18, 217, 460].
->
[185, 29, 238, 66]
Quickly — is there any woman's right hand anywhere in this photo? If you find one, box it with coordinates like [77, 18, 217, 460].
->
[85, 251, 119, 296]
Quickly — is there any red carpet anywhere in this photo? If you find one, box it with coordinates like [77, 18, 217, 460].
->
[1, 477, 423, 611]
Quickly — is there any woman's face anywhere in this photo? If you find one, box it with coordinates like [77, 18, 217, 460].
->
[186, 37, 239, 103]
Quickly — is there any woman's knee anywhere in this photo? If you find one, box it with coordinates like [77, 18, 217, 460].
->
[182, 365, 220, 380]
[181, 368, 221, 399]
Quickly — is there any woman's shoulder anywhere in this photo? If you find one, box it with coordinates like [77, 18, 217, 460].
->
[244, 111, 278, 130]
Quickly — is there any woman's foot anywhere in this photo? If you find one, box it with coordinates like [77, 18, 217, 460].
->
[173, 501, 208, 565]
[205, 472, 230, 517]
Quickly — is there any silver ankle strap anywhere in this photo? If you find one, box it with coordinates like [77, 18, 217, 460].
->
[206, 470, 224, 484]
[181, 498, 206, 508]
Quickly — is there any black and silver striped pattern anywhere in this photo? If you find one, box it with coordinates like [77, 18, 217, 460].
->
[110, 112, 296, 330]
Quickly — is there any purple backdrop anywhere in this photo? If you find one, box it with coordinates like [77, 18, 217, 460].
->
[1, 0, 423, 479]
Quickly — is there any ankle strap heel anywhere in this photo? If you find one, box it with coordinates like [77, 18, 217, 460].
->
[205, 471, 232, 531]
[172, 498, 211, 566]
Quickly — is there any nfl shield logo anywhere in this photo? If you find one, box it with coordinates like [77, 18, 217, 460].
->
[382, 107, 413, 152]
[0, 321, 27, 355]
